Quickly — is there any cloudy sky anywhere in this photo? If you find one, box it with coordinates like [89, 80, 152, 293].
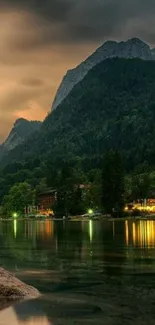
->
[0, 0, 155, 141]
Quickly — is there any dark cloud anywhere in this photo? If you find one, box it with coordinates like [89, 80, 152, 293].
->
[1, 0, 155, 45]
[1, 0, 73, 22]
[0, 0, 155, 141]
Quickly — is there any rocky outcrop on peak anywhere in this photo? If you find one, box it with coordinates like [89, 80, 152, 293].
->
[52, 38, 154, 110]
[0, 118, 41, 152]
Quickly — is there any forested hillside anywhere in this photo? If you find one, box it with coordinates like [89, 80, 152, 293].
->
[0, 118, 41, 158]
[3, 58, 155, 169]
[1, 57, 155, 198]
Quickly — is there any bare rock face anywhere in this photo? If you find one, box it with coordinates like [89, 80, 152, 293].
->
[0, 118, 41, 161]
[2, 118, 41, 151]
[151, 48, 155, 60]
[52, 38, 154, 110]
[0, 268, 40, 310]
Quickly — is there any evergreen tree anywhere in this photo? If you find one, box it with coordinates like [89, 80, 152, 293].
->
[70, 187, 85, 215]
[101, 151, 125, 215]
[131, 173, 151, 201]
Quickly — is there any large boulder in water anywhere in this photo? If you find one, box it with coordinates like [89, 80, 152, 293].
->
[0, 267, 40, 310]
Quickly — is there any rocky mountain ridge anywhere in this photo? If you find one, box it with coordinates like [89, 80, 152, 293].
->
[52, 38, 154, 110]
[3, 57, 155, 172]
[0, 118, 41, 153]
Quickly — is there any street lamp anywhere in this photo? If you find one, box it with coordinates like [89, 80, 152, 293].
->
[12, 212, 18, 218]
[88, 209, 93, 215]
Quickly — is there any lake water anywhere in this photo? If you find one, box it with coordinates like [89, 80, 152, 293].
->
[1, 219, 155, 324]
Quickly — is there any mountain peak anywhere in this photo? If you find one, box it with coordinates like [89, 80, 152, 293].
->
[127, 37, 147, 45]
[14, 118, 41, 126]
[14, 118, 28, 127]
[126, 37, 145, 44]
[100, 40, 117, 47]
[1, 119, 41, 152]
[52, 37, 153, 110]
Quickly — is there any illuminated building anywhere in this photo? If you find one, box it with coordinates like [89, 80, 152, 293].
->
[125, 199, 155, 213]
[38, 189, 56, 209]
[38, 189, 56, 216]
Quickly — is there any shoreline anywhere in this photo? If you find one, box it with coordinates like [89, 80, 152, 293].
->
[0, 215, 155, 222]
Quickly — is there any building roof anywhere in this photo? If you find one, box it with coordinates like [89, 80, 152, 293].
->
[38, 188, 56, 196]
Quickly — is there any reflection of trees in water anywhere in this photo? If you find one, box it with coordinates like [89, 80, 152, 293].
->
[0, 221, 84, 273]
[1, 219, 155, 295]
[100, 221, 127, 276]
[3, 220, 155, 282]
[0, 221, 54, 270]
[0, 221, 37, 269]
[55, 221, 83, 264]
[0, 220, 127, 275]
[79, 220, 127, 277]
[13, 299, 52, 324]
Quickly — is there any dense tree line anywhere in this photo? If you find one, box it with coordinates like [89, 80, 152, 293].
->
[0, 150, 154, 218]
[1, 58, 155, 213]
[2, 58, 155, 171]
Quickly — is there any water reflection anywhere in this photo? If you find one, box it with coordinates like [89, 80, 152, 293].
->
[125, 220, 155, 248]
[1, 219, 155, 289]
[14, 219, 17, 238]
[89, 220, 93, 242]
[1, 219, 155, 325]
[0, 304, 52, 325]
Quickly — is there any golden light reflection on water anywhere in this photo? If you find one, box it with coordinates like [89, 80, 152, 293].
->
[14, 220, 17, 238]
[125, 220, 155, 248]
[25, 220, 54, 239]
[125, 220, 128, 245]
[132, 222, 136, 246]
[89, 220, 93, 242]
[0, 307, 52, 325]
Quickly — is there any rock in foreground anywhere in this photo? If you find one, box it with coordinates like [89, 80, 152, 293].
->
[0, 268, 40, 310]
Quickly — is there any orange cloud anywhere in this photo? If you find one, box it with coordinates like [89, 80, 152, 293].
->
[0, 8, 97, 142]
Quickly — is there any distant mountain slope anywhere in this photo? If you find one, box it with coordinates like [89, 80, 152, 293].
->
[0, 118, 41, 156]
[52, 38, 154, 110]
[3, 57, 155, 171]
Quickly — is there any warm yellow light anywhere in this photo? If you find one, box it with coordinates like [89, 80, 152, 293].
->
[13, 212, 18, 218]
[130, 202, 155, 212]
[14, 219, 17, 238]
[125, 220, 129, 245]
[132, 222, 136, 245]
[126, 220, 155, 248]
[89, 220, 93, 242]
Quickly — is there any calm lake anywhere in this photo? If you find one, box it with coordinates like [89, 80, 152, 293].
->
[1, 219, 155, 324]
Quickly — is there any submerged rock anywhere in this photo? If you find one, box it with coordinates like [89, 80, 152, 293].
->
[0, 268, 40, 310]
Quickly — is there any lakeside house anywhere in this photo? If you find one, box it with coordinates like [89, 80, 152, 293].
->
[125, 199, 155, 212]
[36, 188, 56, 216]
[36, 184, 91, 216]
